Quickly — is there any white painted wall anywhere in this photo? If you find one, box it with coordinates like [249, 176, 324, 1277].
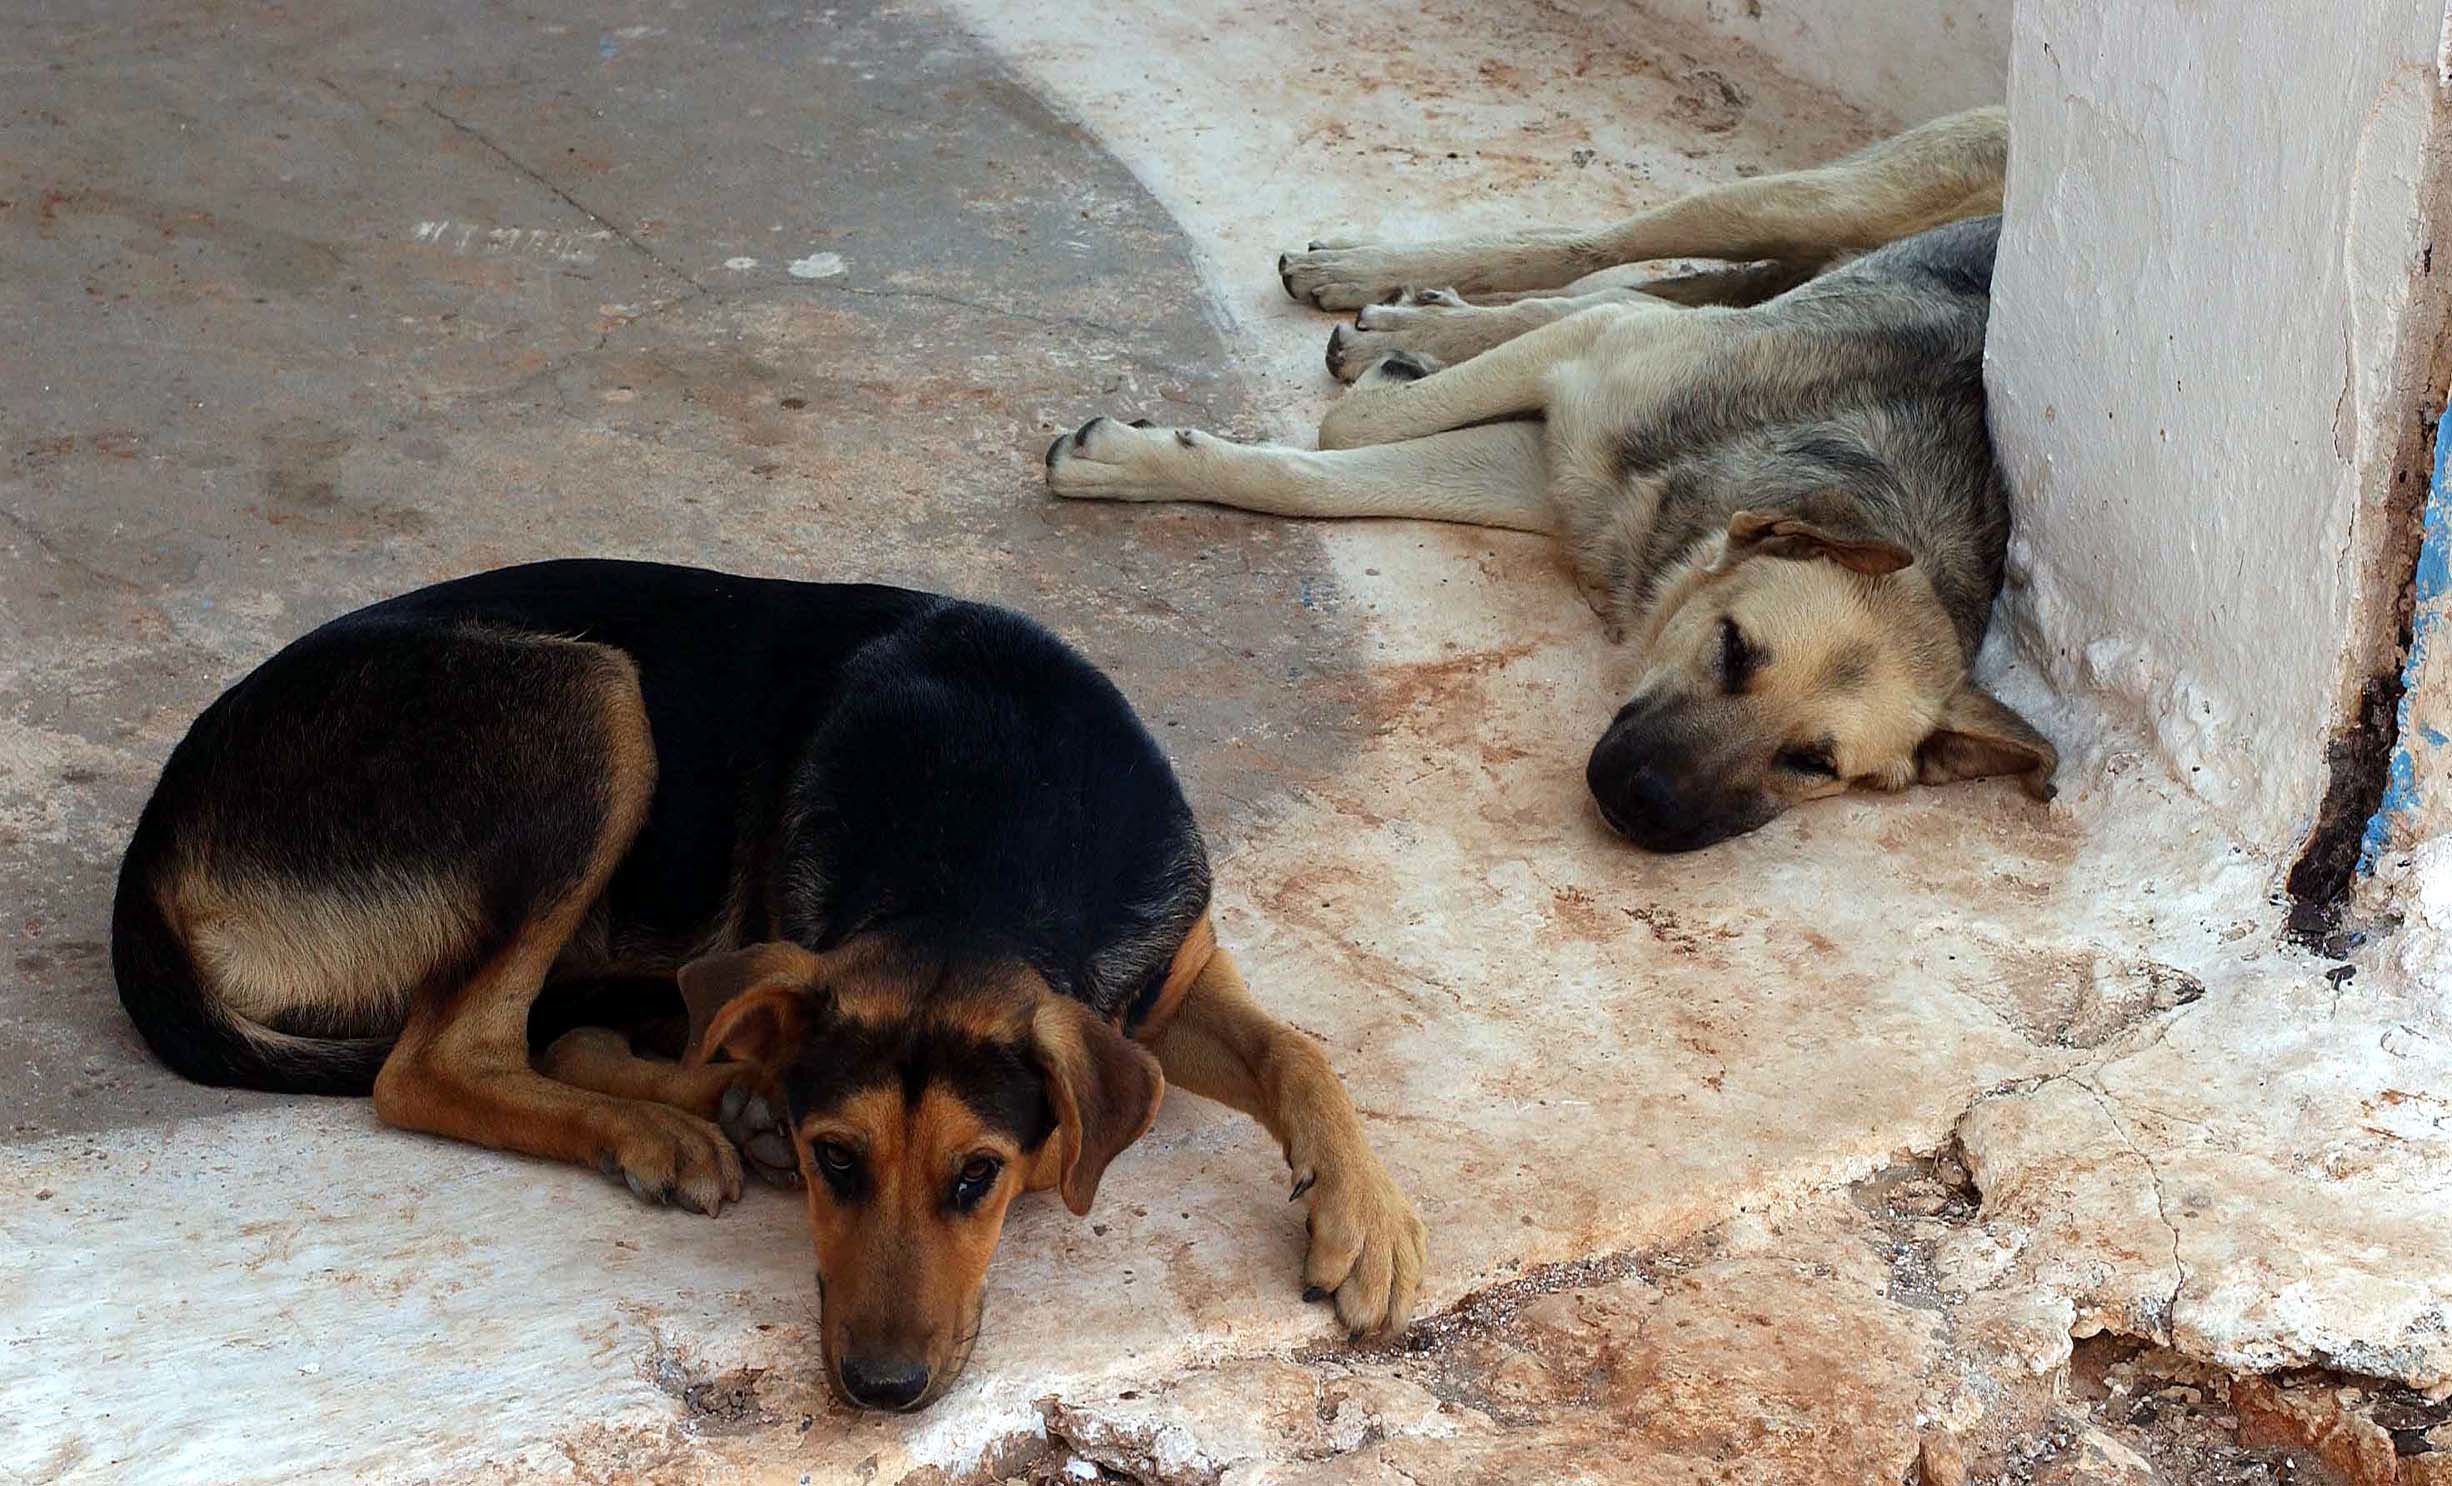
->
[1983, 0, 2448, 856]
[1632, 0, 2011, 123]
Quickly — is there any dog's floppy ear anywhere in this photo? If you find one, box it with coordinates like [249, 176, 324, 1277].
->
[1719, 509, 1914, 576]
[1027, 996, 1164, 1216]
[680, 942, 829, 1072]
[1917, 683, 2059, 801]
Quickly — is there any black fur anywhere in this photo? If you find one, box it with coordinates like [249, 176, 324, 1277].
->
[113, 559, 1210, 1096]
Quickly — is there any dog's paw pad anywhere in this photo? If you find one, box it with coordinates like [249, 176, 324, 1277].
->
[718, 1084, 802, 1189]
[1333, 350, 1442, 403]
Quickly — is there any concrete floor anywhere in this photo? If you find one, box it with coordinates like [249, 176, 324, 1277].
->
[3, 2, 2447, 1483]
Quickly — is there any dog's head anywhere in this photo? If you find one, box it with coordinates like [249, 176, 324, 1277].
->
[1587, 510, 2055, 852]
[679, 938, 1162, 1413]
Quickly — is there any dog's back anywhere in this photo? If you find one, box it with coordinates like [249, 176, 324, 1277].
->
[113, 560, 1210, 1092]
[1599, 216, 2009, 653]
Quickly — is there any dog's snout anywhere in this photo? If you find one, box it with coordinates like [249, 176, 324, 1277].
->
[839, 1355, 932, 1412]
[1586, 704, 1777, 853]
[1585, 711, 1674, 820]
[1620, 762, 1676, 814]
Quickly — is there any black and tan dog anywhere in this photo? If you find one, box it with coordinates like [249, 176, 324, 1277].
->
[1046, 107, 2056, 851]
[113, 559, 1423, 1411]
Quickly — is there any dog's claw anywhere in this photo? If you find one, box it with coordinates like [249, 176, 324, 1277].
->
[1302, 1284, 1330, 1303]
[1289, 1171, 1316, 1202]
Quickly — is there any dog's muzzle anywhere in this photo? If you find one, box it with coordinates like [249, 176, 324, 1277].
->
[1586, 706, 1775, 853]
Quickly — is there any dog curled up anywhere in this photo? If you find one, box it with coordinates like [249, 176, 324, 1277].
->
[112, 559, 1423, 1412]
[1048, 107, 2057, 851]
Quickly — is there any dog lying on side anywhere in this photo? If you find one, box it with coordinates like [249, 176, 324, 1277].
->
[113, 559, 1423, 1412]
[1046, 106, 2056, 851]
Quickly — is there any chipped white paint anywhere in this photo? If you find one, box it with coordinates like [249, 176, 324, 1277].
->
[722, 255, 758, 270]
[786, 251, 845, 279]
[410, 220, 611, 263]
[1986, 0, 2448, 855]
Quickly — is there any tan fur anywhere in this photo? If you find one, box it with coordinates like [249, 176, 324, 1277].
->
[169, 867, 479, 1035]
[675, 926, 1422, 1403]
[1638, 544, 1967, 798]
[1049, 106, 2054, 833]
[1028, 994, 1164, 1215]
[542, 1025, 745, 1118]
[1148, 946, 1425, 1337]
[685, 956, 1154, 1411]
[796, 1083, 1016, 1409]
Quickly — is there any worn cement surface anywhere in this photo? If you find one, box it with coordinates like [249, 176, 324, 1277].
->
[2, 2, 2445, 1484]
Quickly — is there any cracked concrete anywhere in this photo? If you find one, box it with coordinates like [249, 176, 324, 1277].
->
[3, 0, 2448, 1483]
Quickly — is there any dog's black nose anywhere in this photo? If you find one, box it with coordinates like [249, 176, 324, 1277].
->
[839, 1357, 931, 1411]
[1619, 763, 1677, 814]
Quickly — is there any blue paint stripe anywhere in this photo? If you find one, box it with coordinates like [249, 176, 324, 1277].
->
[2361, 393, 2452, 865]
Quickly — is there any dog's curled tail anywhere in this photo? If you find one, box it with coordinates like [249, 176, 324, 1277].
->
[110, 849, 392, 1098]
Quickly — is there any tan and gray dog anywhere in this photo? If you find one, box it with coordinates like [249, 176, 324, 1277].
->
[1047, 107, 2055, 851]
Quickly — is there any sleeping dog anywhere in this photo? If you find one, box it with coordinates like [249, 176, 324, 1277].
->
[112, 559, 1423, 1411]
[1046, 107, 2056, 851]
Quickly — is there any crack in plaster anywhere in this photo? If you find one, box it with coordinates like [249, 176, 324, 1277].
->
[2077, 1078, 2190, 1344]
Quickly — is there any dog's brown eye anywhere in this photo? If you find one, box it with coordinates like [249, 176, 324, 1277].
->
[814, 1141, 857, 1174]
[951, 1155, 1002, 1210]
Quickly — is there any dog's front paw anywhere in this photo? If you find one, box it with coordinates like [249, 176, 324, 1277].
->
[718, 1082, 800, 1189]
[1044, 415, 1210, 502]
[594, 1106, 744, 1217]
[1292, 1148, 1426, 1339]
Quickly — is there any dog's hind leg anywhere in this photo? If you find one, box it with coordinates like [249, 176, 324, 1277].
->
[1279, 106, 2007, 309]
[1047, 418, 1553, 532]
[1148, 945, 1424, 1338]
[370, 654, 746, 1216]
